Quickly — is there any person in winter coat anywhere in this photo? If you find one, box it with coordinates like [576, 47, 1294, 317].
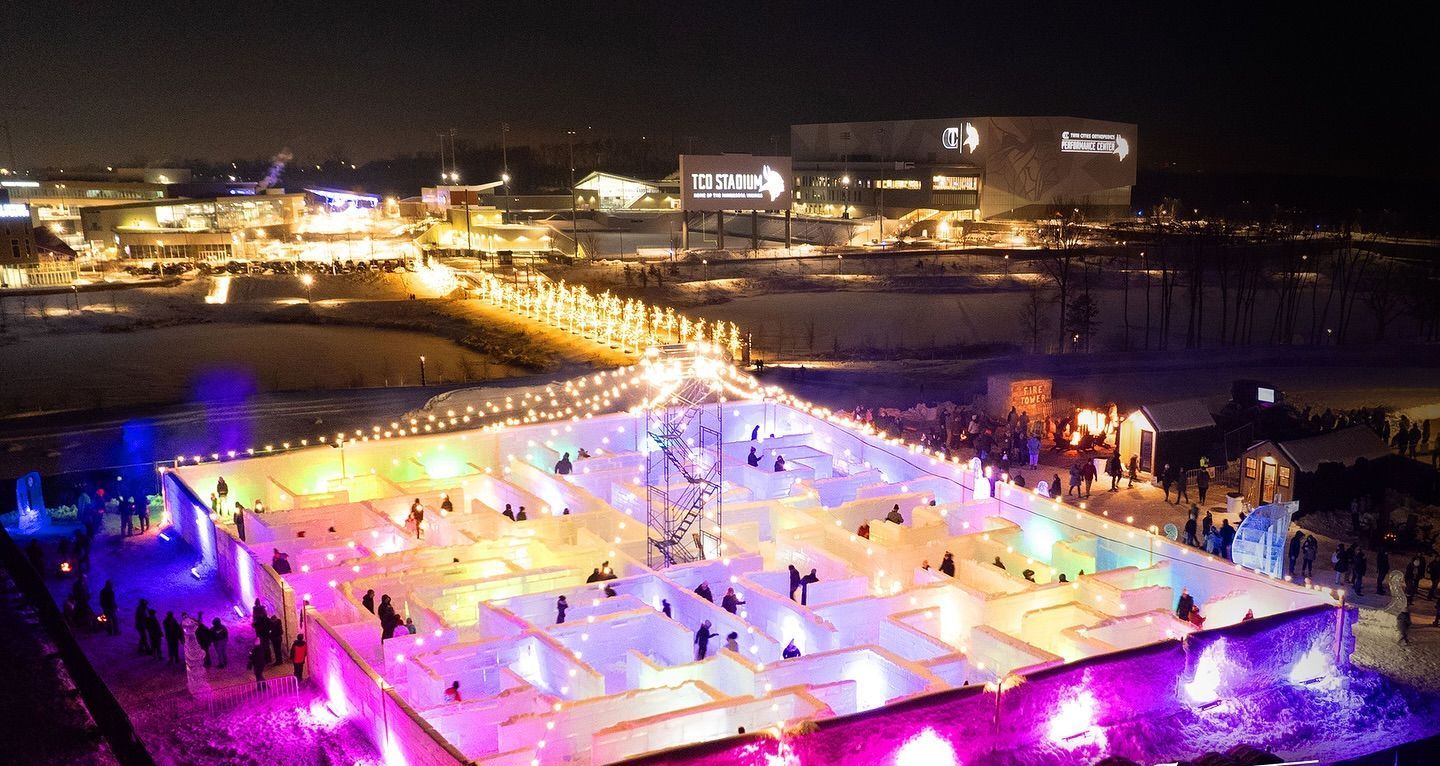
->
[1195, 469, 1210, 505]
[1174, 470, 1190, 505]
[556, 595, 568, 624]
[1161, 464, 1174, 501]
[136, 497, 150, 533]
[249, 640, 268, 690]
[1301, 535, 1318, 579]
[1127, 455, 1139, 488]
[1106, 454, 1122, 491]
[1219, 519, 1236, 559]
[211, 618, 229, 668]
[362, 589, 376, 614]
[269, 615, 284, 667]
[378, 595, 399, 640]
[1175, 588, 1194, 621]
[721, 588, 746, 615]
[1183, 516, 1198, 547]
[694, 621, 719, 661]
[939, 552, 956, 577]
[145, 609, 163, 659]
[1352, 549, 1369, 595]
[163, 611, 183, 664]
[99, 580, 119, 636]
[135, 599, 151, 654]
[788, 565, 802, 601]
[1288, 531, 1304, 576]
[290, 634, 307, 681]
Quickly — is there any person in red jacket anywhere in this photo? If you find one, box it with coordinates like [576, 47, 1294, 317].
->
[289, 634, 307, 681]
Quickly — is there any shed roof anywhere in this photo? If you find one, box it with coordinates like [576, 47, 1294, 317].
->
[1138, 399, 1215, 432]
[1269, 427, 1392, 473]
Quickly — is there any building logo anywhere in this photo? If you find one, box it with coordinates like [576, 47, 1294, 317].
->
[758, 165, 785, 201]
[1061, 131, 1130, 160]
[941, 123, 980, 153]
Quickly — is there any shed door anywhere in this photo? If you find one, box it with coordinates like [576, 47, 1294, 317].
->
[1260, 461, 1278, 504]
[1139, 429, 1155, 473]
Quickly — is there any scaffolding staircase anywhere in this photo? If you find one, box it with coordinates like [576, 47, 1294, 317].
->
[645, 345, 724, 567]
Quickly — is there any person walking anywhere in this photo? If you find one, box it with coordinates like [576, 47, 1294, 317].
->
[249, 640, 268, 691]
[1175, 470, 1191, 505]
[136, 497, 150, 534]
[1219, 518, 1236, 560]
[216, 477, 229, 512]
[1081, 460, 1096, 498]
[290, 634, 307, 681]
[99, 580, 119, 636]
[721, 588, 746, 615]
[1183, 515, 1198, 547]
[1195, 469, 1210, 505]
[163, 611, 183, 664]
[556, 595, 568, 624]
[1106, 453, 1122, 492]
[1161, 464, 1174, 502]
[119, 500, 133, 537]
[1288, 531, 1304, 577]
[211, 618, 229, 668]
[1302, 534, 1318, 579]
[1127, 455, 1139, 488]
[940, 552, 956, 577]
[694, 620, 719, 661]
[362, 589, 376, 614]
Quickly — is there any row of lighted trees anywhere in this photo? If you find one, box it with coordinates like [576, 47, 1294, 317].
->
[475, 274, 744, 358]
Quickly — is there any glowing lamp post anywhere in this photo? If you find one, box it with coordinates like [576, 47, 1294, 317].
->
[300, 273, 314, 304]
[419, 355, 427, 386]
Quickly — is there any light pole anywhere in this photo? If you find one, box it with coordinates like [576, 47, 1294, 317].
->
[501, 121, 511, 223]
[419, 355, 427, 386]
[567, 130, 578, 258]
[300, 273, 314, 304]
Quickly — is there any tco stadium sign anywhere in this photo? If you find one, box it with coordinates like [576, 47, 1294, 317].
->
[680, 155, 793, 212]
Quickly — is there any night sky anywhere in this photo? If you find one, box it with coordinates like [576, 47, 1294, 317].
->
[2, 2, 1432, 179]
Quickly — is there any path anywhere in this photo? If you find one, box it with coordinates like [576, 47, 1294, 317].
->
[21, 518, 380, 765]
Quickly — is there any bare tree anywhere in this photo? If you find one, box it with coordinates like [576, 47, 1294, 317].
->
[1036, 209, 1086, 353]
[1364, 258, 1405, 340]
[1065, 293, 1101, 352]
[1016, 288, 1053, 354]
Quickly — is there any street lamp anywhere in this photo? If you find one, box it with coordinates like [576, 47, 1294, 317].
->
[501, 172, 512, 223]
[419, 355, 427, 386]
[300, 273, 314, 303]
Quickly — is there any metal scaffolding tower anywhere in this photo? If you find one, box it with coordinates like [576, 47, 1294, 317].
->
[645, 345, 724, 567]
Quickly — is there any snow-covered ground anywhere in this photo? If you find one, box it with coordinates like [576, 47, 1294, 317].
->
[21, 518, 381, 765]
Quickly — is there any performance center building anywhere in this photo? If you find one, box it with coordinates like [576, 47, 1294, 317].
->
[791, 116, 1136, 223]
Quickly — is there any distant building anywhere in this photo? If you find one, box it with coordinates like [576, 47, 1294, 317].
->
[80, 193, 305, 261]
[790, 116, 1137, 226]
[1, 202, 78, 287]
[572, 171, 681, 211]
[2, 169, 257, 253]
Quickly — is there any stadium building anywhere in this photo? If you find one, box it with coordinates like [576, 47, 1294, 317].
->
[791, 116, 1137, 226]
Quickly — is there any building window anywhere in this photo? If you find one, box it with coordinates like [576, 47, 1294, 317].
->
[878, 179, 921, 190]
[932, 175, 979, 191]
[1278, 466, 1291, 487]
[1245, 457, 1257, 479]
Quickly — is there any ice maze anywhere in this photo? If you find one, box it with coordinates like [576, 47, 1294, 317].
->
[162, 358, 1347, 765]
